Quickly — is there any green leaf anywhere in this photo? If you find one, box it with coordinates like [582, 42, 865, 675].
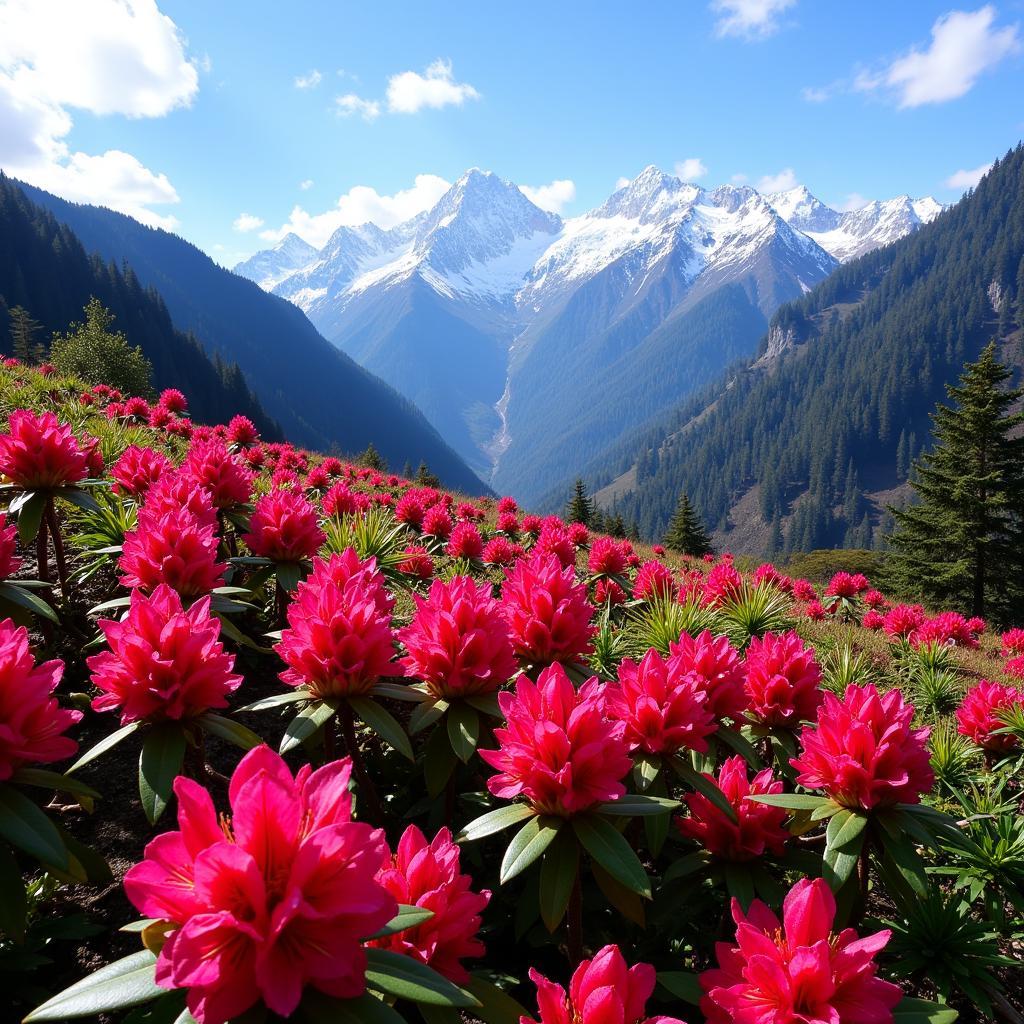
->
[299, 991, 407, 1024]
[538, 827, 579, 931]
[15, 492, 46, 545]
[457, 803, 536, 842]
[715, 726, 763, 768]
[644, 805, 671, 858]
[23, 950, 163, 1020]
[370, 681, 427, 703]
[633, 754, 661, 791]
[464, 692, 501, 717]
[275, 561, 304, 593]
[346, 696, 412, 760]
[672, 757, 738, 824]
[367, 904, 435, 939]
[462, 976, 531, 1024]
[829, 807, 868, 849]
[446, 703, 480, 764]
[139, 725, 187, 825]
[423, 723, 457, 798]
[68, 720, 141, 774]
[660, 850, 711, 884]
[0, 841, 26, 941]
[88, 595, 132, 617]
[572, 814, 651, 897]
[597, 794, 679, 817]
[236, 690, 310, 712]
[591, 859, 646, 927]
[892, 998, 959, 1024]
[500, 815, 561, 884]
[0, 582, 58, 622]
[746, 792, 831, 810]
[656, 971, 703, 1005]
[823, 809, 867, 891]
[723, 862, 756, 910]
[364, 948, 478, 1008]
[12, 768, 101, 799]
[280, 699, 337, 754]
[60, 487, 101, 514]
[196, 713, 262, 751]
[0, 783, 68, 869]
[410, 698, 447, 735]
[810, 799, 845, 822]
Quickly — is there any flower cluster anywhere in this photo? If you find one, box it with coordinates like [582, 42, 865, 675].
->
[956, 680, 1022, 751]
[743, 630, 823, 728]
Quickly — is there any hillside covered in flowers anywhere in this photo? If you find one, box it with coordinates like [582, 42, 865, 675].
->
[0, 359, 1020, 1024]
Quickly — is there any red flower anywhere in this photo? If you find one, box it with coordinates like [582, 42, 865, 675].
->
[703, 563, 743, 607]
[595, 578, 626, 606]
[123, 396, 150, 421]
[677, 756, 789, 861]
[791, 579, 817, 602]
[398, 545, 434, 580]
[521, 514, 543, 536]
[1000, 628, 1024, 657]
[184, 439, 254, 508]
[525, 944, 684, 1024]
[123, 747, 395, 1024]
[158, 388, 189, 414]
[399, 576, 516, 699]
[422, 503, 454, 539]
[276, 552, 396, 698]
[497, 496, 518, 515]
[534, 519, 577, 569]
[501, 552, 595, 666]
[111, 445, 173, 500]
[1006, 655, 1024, 680]
[862, 609, 886, 630]
[119, 506, 226, 598]
[606, 648, 716, 755]
[144, 473, 219, 529]
[226, 415, 259, 447]
[480, 664, 631, 817]
[0, 514, 22, 580]
[792, 684, 933, 810]
[910, 612, 978, 650]
[0, 620, 79, 780]
[244, 489, 325, 562]
[395, 490, 427, 528]
[633, 560, 677, 601]
[804, 600, 827, 621]
[482, 536, 523, 566]
[826, 572, 864, 598]
[447, 521, 484, 560]
[371, 825, 489, 983]
[752, 564, 791, 591]
[956, 680, 1023, 751]
[88, 586, 241, 724]
[669, 631, 748, 723]
[882, 604, 926, 639]
[700, 877, 901, 1024]
[0, 410, 88, 488]
[744, 631, 823, 729]
[863, 589, 886, 609]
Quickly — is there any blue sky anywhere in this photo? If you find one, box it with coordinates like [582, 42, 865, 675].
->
[1, 0, 1023, 264]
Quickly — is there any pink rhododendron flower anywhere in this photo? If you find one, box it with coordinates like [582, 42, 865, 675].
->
[276, 552, 396, 698]
[88, 585, 241, 724]
[521, 513, 543, 537]
[447, 521, 484, 560]
[243, 489, 325, 562]
[1006, 655, 1024, 681]
[534, 519, 577, 568]
[395, 490, 428, 528]
[862, 609, 886, 630]
[111, 445, 173, 500]
[184, 439, 254, 508]
[805, 600, 827, 621]
[669, 631, 748, 723]
[633, 560, 677, 601]
[606, 648, 716, 755]
[371, 825, 489, 982]
[595, 578, 626, 606]
[226, 415, 259, 447]
[398, 545, 434, 580]
[123, 747, 395, 1024]
[480, 664, 631, 816]
[497, 496, 518, 515]
[588, 536, 628, 577]
[399, 576, 516, 698]
[826, 572, 867, 598]
[677, 756, 789, 861]
[482, 536, 523, 566]
[422, 503, 454, 539]
[956, 680, 1023, 751]
[0, 514, 22, 580]
[910, 612, 978, 650]
[882, 604, 926, 640]
[524, 944, 685, 1024]
[144, 473, 219, 529]
[1000, 628, 1024, 658]
[752, 564, 791, 591]
[158, 388, 188, 414]
[703, 563, 743, 607]
[700, 877, 901, 1024]
[496, 510, 520, 535]
[501, 552, 595, 666]
[792, 684, 933, 810]
[791, 579, 816, 602]
[0, 410, 89, 488]
[0, 620, 79, 780]
[863, 589, 886, 610]
[744, 631, 823, 729]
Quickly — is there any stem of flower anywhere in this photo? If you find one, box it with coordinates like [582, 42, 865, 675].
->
[567, 869, 583, 968]
[338, 701, 385, 823]
[854, 835, 872, 925]
[35, 508, 49, 586]
[186, 730, 207, 782]
[44, 498, 69, 596]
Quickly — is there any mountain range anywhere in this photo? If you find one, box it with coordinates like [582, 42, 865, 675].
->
[237, 169, 941, 503]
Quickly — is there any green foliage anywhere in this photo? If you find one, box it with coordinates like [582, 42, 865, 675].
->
[322, 508, 410, 582]
[50, 299, 154, 398]
[715, 580, 792, 650]
[782, 549, 885, 587]
[662, 492, 712, 556]
[820, 641, 875, 693]
[626, 593, 719, 657]
[66, 488, 137, 586]
[928, 721, 980, 795]
[565, 478, 595, 526]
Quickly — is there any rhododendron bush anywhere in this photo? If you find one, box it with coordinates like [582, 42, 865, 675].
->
[0, 361, 1015, 1024]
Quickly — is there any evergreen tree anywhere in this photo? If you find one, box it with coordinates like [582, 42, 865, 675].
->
[360, 443, 387, 471]
[415, 462, 440, 487]
[8, 305, 41, 363]
[663, 492, 713, 556]
[886, 342, 1024, 620]
[609, 513, 626, 538]
[566, 478, 595, 526]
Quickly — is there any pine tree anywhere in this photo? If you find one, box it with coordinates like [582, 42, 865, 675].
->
[415, 461, 439, 487]
[609, 513, 626, 538]
[7, 305, 41, 363]
[360, 443, 387, 471]
[566, 478, 595, 526]
[886, 342, 1024, 620]
[663, 492, 713, 556]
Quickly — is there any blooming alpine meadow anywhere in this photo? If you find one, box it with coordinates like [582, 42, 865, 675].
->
[0, 360, 1018, 1024]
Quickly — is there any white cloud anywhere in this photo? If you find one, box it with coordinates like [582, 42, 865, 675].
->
[335, 93, 381, 121]
[233, 212, 264, 232]
[801, 85, 831, 102]
[711, 0, 796, 39]
[259, 173, 452, 248]
[294, 69, 322, 89]
[615, 176, 631, 189]
[299, 178, 314, 191]
[0, 0, 194, 227]
[944, 162, 992, 189]
[731, 172, 749, 183]
[757, 167, 798, 192]
[855, 6, 1019, 108]
[674, 157, 708, 181]
[837, 192, 870, 211]
[386, 59, 479, 114]
[519, 179, 575, 214]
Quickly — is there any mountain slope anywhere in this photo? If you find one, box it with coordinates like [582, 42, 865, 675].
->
[0, 176, 280, 435]
[238, 168, 939, 501]
[16, 180, 485, 494]
[565, 144, 1024, 554]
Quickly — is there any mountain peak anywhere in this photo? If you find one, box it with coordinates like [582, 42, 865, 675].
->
[598, 165, 699, 222]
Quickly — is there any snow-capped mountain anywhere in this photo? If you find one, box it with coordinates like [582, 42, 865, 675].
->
[234, 170, 943, 499]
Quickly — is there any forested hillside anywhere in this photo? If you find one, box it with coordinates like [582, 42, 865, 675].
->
[568, 144, 1024, 553]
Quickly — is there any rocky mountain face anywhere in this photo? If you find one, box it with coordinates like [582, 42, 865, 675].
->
[237, 169, 941, 500]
